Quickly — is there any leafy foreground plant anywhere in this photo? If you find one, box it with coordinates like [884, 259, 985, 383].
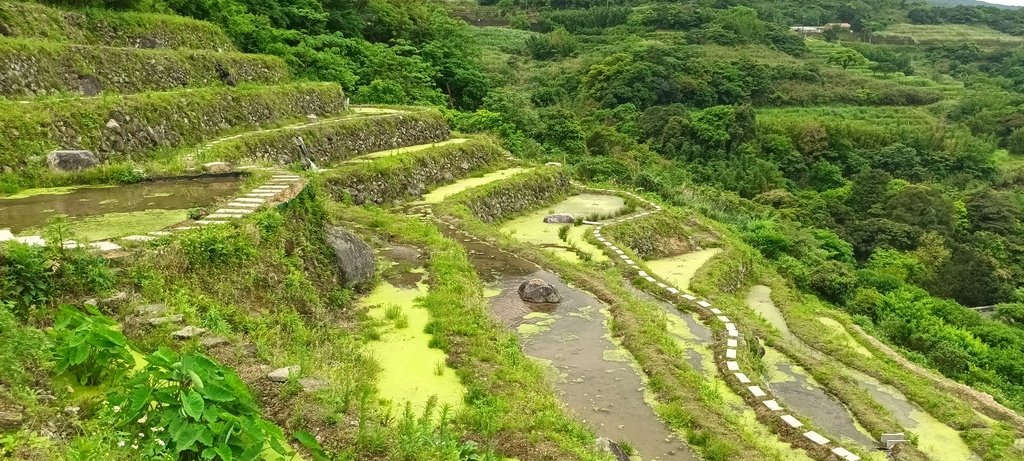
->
[107, 348, 293, 460]
[52, 306, 134, 386]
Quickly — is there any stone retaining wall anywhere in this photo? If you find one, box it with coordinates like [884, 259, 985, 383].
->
[209, 110, 450, 165]
[0, 38, 289, 98]
[322, 138, 506, 205]
[599, 210, 718, 260]
[449, 166, 572, 223]
[0, 2, 234, 50]
[0, 82, 347, 170]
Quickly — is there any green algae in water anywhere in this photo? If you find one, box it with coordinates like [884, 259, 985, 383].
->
[19, 209, 188, 241]
[500, 194, 627, 264]
[664, 311, 715, 375]
[517, 312, 557, 337]
[0, 185, 103, 200]
[817, 317, 873, 358]
[850, 370, 978, 461]
[417, 167, 530, 204]
[746, 285, 796, 341]
[361, 281, 465, 416]
[646, 248, 723, 292]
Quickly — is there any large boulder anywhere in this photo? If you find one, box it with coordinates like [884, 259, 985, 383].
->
[544, 214, 575, 224]
[47, 150, 98, 172]
[518, 278, 562, 304]
[325, 226, 375, 289]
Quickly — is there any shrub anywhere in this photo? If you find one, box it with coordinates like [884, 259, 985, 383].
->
[51, 306, 134, 386]
[0, 237, 113, 319]
[180, 225, 257, 267]
[107, 348, 292, 459]
[0, 303, 50, 391]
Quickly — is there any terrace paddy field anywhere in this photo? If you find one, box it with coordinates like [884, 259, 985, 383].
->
[4, 0, 1024, 461]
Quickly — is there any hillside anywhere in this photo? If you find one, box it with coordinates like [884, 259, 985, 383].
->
[2, 0, 1024, 460]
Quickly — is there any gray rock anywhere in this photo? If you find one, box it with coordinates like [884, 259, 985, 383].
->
[47, 150, 98, 172]
[105, 119, 120, 130]
[306, 114, 318, 123]
[594, 437, 630, 461]
[135, 303, 167, 316]
[201, 336, 229, 348]
[518, 278, 562, 304]
[543, 214, 575, 224]
[138, 36, 160, 49]
[325, 226, 375, 289]
[100, 291, 129, 307]
[203, 162, 232, 174]
[0, 411, 23, 430]
[172, 326, 207, 339]
[268, 365, 300, 383]
[77, 75, 102, 96]
[545, 162, 563, 167]
[147, 314, 183, 326]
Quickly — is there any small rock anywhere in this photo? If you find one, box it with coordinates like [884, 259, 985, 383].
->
[543, 214, 575, 224]
[83, 298, 98, 307]
[47, 150, 98, 172]
[77, 75, 102, 96]
[268, 365, 300, 383]
[306, 114, 318, 123]
[594, 437, 630, 461]
[63, 406, 80, 415]
[99, 291, 129, 307]
[0, 230, 11, 242]
[0, 411, 23, 430]
[203, 162, 232, 174]
[105, 119, 120, 130]
[545, 162, 563, 167]
[518, 278, 562, 304]
[172, 326, 207, 339]
[201, 336, 229, 348]
[135, 303, 167, 316]
[147, 314, 183, 326]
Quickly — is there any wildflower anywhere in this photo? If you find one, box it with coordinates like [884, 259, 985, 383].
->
[131, 444, 138, 450]
[117, 440, 125, 448]
[138, 433, 144, 438]
[112, 405, 121, 413]
[137, 414, 148, 424]
[156, 439, 166, 447]
[151, 427, 164, 432]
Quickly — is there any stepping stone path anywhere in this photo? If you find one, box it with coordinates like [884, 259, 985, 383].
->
[0, 171, 304, 254]
[582, 185, 865, 461]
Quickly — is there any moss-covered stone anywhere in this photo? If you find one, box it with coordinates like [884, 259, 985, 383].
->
[0, 37, 289, 98]
[321, 137, 507, 205]
[0, 82, 347, 169]
[0, 1, 234, 50]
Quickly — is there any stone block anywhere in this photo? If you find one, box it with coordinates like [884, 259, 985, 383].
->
[47, 150, 98, 172]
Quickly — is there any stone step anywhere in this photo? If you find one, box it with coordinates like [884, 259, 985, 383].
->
[90, 241, 122, 252]
[122, 235, 155, 242]
[196, 220, 228, 225]
[215, 208, 255, 215]
[234, 198, 265, 204]
[244, 192, 277, 198]
[206, 213, 244, 220]
[226, 202, 260, 208]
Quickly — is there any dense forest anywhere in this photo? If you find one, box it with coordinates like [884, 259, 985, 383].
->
[5, 0, 1024, 457]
